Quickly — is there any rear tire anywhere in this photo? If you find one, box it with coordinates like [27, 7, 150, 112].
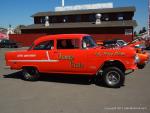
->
[97, 67, 125, 88]
[22, 67, 40, 81]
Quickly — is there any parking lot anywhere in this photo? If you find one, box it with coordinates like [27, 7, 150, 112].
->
[0, 48, 150, 113]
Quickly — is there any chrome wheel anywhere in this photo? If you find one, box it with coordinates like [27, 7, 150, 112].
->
[106, 71, 120, 86]
[102, 67, 125, 88]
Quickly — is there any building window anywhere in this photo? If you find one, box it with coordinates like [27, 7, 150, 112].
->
[52, 17, 57, 23]
[76, 15, 81, 22]
[105, 15, 109, 21]
[89, 15, 95, 22]
[63, 16, 68, 22]
[40, 17, 45, 24]
[102, 14, 109, 21]
[118, 14, 124, 20]
[125, 29, 132, 35]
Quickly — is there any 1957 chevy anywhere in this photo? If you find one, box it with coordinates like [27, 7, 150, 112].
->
[5, 34, 140, 88]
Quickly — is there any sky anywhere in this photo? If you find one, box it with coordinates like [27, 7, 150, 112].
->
[0, 0, 148, 32]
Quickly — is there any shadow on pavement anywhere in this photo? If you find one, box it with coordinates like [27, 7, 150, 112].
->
[3, 71, 95, 85]
[39, 73, 92, 85]
[3, 71, 22, 79]
[3, 71, 123, 88]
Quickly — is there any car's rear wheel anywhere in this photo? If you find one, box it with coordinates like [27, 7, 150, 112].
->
[22, 67, 40, 81]
[97, 67, 125, 88]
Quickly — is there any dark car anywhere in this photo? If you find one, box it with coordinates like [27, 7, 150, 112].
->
[0, 39, 18, 48]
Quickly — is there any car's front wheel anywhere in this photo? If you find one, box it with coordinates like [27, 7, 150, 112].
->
[22, 67, 40, 81]
[102, 67, 125, 88]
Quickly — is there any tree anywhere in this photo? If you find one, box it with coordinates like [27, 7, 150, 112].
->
[134, 31, 137, 36]
[139, 27, 147, 34]
[142, 27, 146, 33]
[139, 30, 142, 34]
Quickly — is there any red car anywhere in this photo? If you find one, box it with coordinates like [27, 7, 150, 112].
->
[5, 34, 139, 88]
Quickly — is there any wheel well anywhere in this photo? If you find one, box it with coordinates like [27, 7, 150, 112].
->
[22, 66, 38, 71]
[101, 60, 126, 73]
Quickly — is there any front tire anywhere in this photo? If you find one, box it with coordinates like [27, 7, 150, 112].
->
[22, 67, 40, 81]
[102, 67, 125, 88]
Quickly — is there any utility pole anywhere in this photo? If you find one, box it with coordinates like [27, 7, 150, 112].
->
[62, 0, 64, 7]
[148, 0, 150, 36]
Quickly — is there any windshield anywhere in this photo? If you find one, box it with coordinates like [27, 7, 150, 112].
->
[117, 40, 127, 46]
[82, 36, 97, 48]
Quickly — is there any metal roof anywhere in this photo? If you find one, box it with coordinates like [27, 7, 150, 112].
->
[21, 20, 137, 30]
[32, 6, 136, 17]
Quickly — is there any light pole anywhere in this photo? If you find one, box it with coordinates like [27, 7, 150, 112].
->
[62, 0, 64, 7]
[148, 0, 150, 36]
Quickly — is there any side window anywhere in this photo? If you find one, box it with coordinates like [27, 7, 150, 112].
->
[34, 40, 54, 50]
[57, 39, 80, 49]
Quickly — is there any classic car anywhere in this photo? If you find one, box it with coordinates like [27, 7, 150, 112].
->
[0, 39, 18, 48]
[118, 39, 149, 69]
[127, 38, 145, 48]
[5, 34, 139, 88]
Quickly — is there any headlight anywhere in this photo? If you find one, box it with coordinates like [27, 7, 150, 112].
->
[134, 54, 140, 63]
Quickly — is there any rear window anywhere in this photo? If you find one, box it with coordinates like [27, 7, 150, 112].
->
[33, 40, 54, 50]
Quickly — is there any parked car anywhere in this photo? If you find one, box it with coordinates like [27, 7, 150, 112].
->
[127, 38, 146, 49]
[118, 39, 149, 69]
[5, 34, 139, 88]
[0, 39, 18, 48]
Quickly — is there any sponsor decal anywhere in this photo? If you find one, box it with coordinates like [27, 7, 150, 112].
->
[59, 53, 84, 68]
[9, 51, 58, 63]
[17, 54, 36, 58]
[59, 54, 74, 61]
[70, 61, 84, 68]
[95, 52, 125, 56]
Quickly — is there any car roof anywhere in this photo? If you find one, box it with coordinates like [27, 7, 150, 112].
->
[34, 34, 89, 45]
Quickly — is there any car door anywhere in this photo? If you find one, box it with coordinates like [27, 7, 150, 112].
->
[30, 40, 60, 73]
[53, 38, 88, 74]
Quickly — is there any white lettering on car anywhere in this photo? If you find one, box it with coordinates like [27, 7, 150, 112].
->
[17, 54, 36, 58]
[9, 51, 59, 63]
